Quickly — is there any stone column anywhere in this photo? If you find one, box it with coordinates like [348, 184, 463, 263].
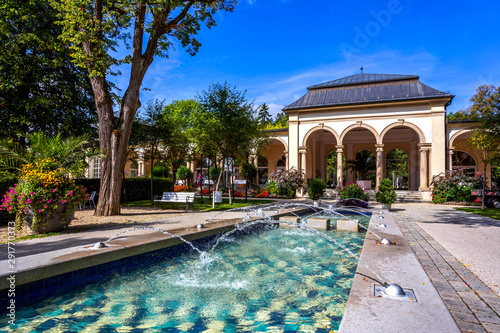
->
[284, 151, 289, 170]
[375, 144, 384, 189]
[299, 148, 307, 175]
[346, 144, 354, 184]
[419, 144, 430, 190]
[319, 144, 325, 181]
[336, 145, 344, 188]
[447, 147, 454, 171]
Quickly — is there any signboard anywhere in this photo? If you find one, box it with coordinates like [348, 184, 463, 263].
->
[234, 180, 247, 185]
[213, 191, 223, 203]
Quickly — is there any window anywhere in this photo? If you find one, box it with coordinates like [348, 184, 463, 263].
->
[93, 159, 101, 179]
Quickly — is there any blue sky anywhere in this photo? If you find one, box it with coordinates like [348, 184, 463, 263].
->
[115, 0, 500, 117]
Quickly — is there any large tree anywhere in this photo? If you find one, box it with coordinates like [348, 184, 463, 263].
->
[0, 0, 97, 145]
[196, 82, 262, 204]
[54, 0, 236, 216]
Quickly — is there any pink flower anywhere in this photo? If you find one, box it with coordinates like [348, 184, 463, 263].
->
[31, 192, 34, 195]
[25, 209, 28, 212]
[6, 208, 10, 211]
[44, 205, 48, 208]
[47, 199, 52, 203]
[62, 200, 65, 204]
[39, 201, 42, 203]
[38, 209, 42, 213]
[52, 189, 56, 193]
[27, 200, 32, 204]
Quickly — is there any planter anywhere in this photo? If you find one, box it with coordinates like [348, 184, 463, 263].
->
[25, 204, 76, 234]
[381, 203, 392, 210]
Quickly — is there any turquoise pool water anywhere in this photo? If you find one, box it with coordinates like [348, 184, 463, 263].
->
[2, 217, 368, 332]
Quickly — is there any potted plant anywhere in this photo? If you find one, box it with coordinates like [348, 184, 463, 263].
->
[0, 132, 101, 233]
[307, 178, 326, 206]
[376, 178, 397, 210]
[337, 183, 370, 207]
[1, 158, 88, 233]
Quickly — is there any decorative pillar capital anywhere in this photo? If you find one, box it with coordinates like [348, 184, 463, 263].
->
[375, 143, 384, 152]
[418, 143, 432, 151]
[335, 145, 344, 153]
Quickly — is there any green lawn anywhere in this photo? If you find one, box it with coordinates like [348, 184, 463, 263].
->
[454, 207, 500, 221]
[122, 197, 276, 211]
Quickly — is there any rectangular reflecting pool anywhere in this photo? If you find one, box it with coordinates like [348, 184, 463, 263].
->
[1, 216, 369, 332]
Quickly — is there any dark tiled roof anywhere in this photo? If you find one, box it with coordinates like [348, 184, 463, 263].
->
[307, 73, 419, 90]
[284, 73, 454, 111]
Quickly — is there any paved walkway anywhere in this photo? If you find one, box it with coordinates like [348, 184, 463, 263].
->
[391, 203, 500, 333]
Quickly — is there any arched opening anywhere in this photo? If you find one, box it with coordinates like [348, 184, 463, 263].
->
[347, 149, 376, 188]
[276, 155, 286, 172]
[304, 127, 338, 183]
[452, 151, 476, 176]
[341, 127, 377, 186]
[326, 150, 345, 188]
[381, 125, 422, 190]
[258, 155, 268, 186]
[385, 149, 409, 190]
[258, 138, 287, 176]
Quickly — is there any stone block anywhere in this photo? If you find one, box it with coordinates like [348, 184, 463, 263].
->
[279, 216, 300, 228]
[307, 217, 330, 230]
[336, 219, 359, 232]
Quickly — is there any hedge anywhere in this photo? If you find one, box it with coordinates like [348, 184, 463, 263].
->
[0, 177, 174, 225]
[75, 177, 174, 203]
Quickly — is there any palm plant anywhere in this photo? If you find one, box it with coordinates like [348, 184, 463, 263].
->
[346, 150, 376, 180]
[0, 132, 103, 180]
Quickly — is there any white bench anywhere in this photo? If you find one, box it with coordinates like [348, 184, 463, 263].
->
[153, 192, 196, 210]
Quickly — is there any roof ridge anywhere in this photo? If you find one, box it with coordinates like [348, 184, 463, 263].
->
[307, 73, 420, 90]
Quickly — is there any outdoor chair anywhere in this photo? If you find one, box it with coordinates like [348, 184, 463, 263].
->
[84, 191, 97, 209]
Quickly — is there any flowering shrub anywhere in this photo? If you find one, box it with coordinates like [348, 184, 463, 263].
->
[267, 167, 306, 198]
[234, 191, 244, 197]
[338, 183, 369, 206]
[255, 189, 269, 198]
[431, 170, 483, 204]
[0, 158, 88, 232]
[201, 189, 213, 195]
[174, 185, 195, 192]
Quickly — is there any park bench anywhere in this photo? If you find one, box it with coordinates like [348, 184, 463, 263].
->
[153, 192, 196, 210]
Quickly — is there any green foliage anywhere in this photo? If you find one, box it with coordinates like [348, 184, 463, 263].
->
[75, 178, 174, 203]
[257, 103, 272, 128]
[0, 0, 97, 144]
[0, 132, 102, 180]
[346, 149, 376, 180]
[307, 178, 326, 201]
[162, 100, 198, 177]
[123, 178, 174, 202]
[263, 111, 289, 130]
[209, 166, 222, 181]
[338, 183, 369, 202]
[430, 170, 483, 204]
[241, 163, 257, 184]
[176, 166, 193, 183]
[196, 82, 263, 181]
[152, 166, 171, 179]
[375, 178, 397, 204]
